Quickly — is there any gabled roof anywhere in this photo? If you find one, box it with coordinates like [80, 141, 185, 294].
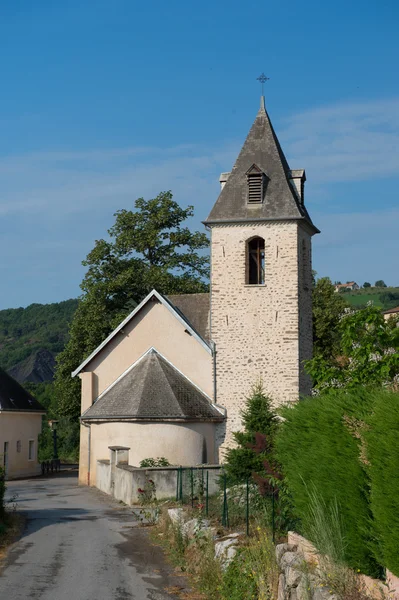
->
[72, 289, 212, 377]
[0, 368, 45, 413]
[167, 293, 210, 342]
[81, 348, 223, 421]
[204, 97, 319, 233]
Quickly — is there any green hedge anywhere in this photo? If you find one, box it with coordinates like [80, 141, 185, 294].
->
[364, 390, 399, 576]
[276, 389, 379, 577]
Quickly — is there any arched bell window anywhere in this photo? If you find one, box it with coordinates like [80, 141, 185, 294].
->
[247, 237, 265, 285]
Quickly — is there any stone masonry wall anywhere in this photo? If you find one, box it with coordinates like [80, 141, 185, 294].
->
[211, 221, 308, 456]
[297, 226, 313, 396]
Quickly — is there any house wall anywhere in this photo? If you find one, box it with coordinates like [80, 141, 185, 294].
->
[0, 412, 42, 479]
[82, 300, 212, 401]
[79, 421, 217, 486]
[78, 299, 214, 485]
[210, 221, 313, 457]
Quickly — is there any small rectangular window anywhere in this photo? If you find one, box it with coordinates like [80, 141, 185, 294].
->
[28, 440, 35, 461]
[248, 237, 265, 284]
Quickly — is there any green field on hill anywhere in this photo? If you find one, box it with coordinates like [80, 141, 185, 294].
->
[344, 287, 399, 310]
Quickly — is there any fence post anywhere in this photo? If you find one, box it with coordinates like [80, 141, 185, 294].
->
[206, 470, 209, 516]
[179, 466, 183, 502]
[246, 477, 250, 536]
[176, 468, 179, 501]
[222, 471, 229, 528]
[191, 467, 194, 508]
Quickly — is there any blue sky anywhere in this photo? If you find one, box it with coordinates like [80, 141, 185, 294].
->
[1, 0, 398, 309]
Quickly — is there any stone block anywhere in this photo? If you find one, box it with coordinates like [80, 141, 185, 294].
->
[167, 508, 186, 526]
[276, 542, 298, 564]
[182, 518, 210, 539]
[214, 537, 239, 570]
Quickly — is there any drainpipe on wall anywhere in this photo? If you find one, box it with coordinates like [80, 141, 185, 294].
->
[212, 341, 217, 405]
[82, 421, 91, 486]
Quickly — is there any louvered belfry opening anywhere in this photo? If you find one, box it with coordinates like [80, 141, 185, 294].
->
[246, 164, 264, 203]
[248, 237, 265, 285]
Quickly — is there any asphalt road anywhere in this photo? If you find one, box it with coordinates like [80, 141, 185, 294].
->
[0, 471, 188, 600]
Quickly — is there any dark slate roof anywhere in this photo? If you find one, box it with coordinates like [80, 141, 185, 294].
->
[166, 293, 210, 342]
[82, 349, 223, 421]
[204, 98, 318, 232]
[0, 367, 46, 412]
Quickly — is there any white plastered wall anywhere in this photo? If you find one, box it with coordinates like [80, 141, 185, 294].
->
[0, 412, 43, 479]
[78, 299, 214, 485]
[85, 421, 216, 486]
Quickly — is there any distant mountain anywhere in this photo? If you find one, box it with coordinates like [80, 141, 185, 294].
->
[8, 348, 56, 384]
[0, 299, 78, 375]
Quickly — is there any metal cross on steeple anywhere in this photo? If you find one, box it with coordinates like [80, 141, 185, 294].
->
[257, 73, 270, 95]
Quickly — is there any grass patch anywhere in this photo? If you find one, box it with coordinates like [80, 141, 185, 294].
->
[220, 526, 279, 600]
[152, 507, 279, 600]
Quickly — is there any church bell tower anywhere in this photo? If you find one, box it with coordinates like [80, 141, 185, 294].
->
[204, 95, 319, 455]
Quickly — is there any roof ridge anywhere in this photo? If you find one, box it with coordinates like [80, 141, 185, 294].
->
[141, 351, 183, 416]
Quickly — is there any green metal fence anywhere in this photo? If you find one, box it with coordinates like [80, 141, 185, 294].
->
[174, 466, 276, 540]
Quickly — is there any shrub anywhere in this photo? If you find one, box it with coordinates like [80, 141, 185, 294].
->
[364, 390, 399, 576]
[223, 381, 278, 484]
[139, 457, 170, 468]
[276, 389, 380, 576]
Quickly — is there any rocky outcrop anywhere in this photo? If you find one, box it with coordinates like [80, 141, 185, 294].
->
[166, 508, 242, 570]
[8, 348, 56, 383]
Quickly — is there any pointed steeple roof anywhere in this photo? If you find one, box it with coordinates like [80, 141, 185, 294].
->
[204, 97, 318, 232]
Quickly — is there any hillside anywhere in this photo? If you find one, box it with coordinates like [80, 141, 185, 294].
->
[0, 299, 78, 376]
[343, 287, 399, 310]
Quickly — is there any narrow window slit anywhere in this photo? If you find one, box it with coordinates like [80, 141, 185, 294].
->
[247, 237, 265, 284]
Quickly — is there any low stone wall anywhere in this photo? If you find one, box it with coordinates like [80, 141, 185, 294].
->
[276, 532, 399, 600]
[96, 460, 222, 505]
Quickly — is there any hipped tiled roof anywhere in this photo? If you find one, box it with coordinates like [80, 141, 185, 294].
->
[0, 367, 45, 412]
[82, 349, 223, 421]
[204, 98, 318, 232]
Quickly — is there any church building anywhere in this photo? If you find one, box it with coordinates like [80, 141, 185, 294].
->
[74, 95, 319, 486]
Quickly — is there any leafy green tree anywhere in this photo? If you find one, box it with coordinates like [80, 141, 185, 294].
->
[223, 381, 278, 484]
[55, 192, 210, 419]
[312, 276, 349, 362]
[375, 280, 387, 288]
[363, 282, 371, 288]
[306, 304, 399, 391]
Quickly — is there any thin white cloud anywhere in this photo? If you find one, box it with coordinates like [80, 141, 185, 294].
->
[0, 96, 398, 308]
[0, 143, 238, 217]
[281, 98, 399, 183]
[313, 207, 399, 285]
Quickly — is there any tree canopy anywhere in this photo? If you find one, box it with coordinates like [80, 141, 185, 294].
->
[55, 192, 210, 419]
[312, 276, 349, 362]
[306, 303, 399, 391]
